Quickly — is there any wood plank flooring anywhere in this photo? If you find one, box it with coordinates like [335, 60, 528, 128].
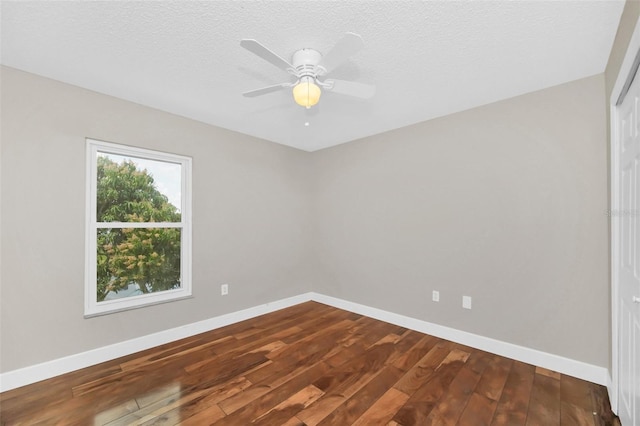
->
[0, 302, 620, 425]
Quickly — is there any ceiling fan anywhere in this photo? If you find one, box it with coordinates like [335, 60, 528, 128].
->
[240, 32, 375, 109]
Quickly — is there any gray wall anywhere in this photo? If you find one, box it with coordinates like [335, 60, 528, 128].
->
[0, 66, 313, 372]
[311, 74, 610, 367]
[1, 67, 611, 374]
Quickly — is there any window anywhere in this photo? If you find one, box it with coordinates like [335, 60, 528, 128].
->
[85, 139, 192, 316]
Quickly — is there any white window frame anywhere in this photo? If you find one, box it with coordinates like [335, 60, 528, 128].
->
[85, 139, 192, 317]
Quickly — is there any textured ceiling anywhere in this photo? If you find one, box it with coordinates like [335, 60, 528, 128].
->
[1, 1, 625, 151]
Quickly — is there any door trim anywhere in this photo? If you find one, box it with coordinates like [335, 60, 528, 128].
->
[610, 13, 640, 415]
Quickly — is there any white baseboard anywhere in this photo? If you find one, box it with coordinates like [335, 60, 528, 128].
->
[0, 291, 609, 392]
[0, 293, 313, 392]
[309, 293, 609, 386]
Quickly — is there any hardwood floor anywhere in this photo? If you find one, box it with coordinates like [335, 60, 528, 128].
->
[0, 302, 619, 425]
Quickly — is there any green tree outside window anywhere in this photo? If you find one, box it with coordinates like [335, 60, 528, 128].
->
[96, 156, 182, 302]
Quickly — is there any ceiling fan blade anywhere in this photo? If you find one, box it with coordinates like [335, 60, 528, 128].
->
[319, 32, 365, 73]
[327, 79, 375, 99]
[242, 83, 292, 98]
[240, 39, 294, 71]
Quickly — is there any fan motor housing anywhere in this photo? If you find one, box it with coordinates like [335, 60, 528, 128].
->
[292, 48, 322, 76]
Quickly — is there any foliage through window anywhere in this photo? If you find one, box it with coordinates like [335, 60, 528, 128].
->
[86, 140, 191, 316]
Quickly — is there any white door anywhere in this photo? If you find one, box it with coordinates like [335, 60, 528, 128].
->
[615, 63, 640, 426]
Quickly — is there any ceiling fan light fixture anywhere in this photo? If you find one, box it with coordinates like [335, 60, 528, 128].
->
[241, 33, 374, 107]
[293, 77, 321, 108]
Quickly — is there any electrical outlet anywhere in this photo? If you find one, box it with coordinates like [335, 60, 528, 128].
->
[463, 296, 472, 309]
[221, 283, 229, 296]
[432, 290, 440, 302]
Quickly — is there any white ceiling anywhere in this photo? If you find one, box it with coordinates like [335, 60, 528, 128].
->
[1, 1, 625, 152]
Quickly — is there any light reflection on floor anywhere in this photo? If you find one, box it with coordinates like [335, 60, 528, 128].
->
[93, 383, 181, 425]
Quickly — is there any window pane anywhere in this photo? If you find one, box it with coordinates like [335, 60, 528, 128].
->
[97, 227, 182, 302]
[96, 152, 182, 222]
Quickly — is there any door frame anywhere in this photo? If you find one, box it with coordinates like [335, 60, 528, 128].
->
[610, 13, 640, 415]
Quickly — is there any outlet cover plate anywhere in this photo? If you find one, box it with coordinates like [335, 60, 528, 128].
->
[463, 296, 472, 309]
